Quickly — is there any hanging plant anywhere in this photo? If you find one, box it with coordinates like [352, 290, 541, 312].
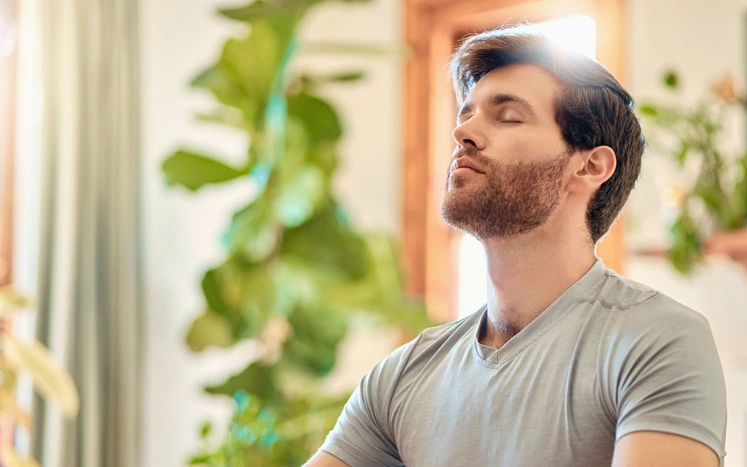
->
[161, 0, 430, 465]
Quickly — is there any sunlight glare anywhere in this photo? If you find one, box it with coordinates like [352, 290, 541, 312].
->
[533, 15, 596, 59]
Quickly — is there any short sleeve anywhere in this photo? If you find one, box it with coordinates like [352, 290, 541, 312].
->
[319, 339, 419, 467]
[611, 297, 727, 463]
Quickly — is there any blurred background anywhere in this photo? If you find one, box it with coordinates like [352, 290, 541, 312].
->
[1, 0, 747, 466]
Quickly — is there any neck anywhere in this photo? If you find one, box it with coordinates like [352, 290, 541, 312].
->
[478, 222, 597, 349]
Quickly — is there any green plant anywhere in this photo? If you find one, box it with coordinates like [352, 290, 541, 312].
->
[0, 286, 79, 467]
[161, 0, 430, 464]
[639, 70, 747, 274]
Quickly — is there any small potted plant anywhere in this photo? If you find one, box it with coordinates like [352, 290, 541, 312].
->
[639, 70, 747, 273]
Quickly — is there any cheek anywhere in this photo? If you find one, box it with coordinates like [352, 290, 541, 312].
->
[523, 130, 567, 156]
[483, 123, 567, 160]
[492, 134, 564, 162]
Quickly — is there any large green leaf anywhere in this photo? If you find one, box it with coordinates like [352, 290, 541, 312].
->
[2, 335, 79, 418]
[694, 183, 736, 228]
[673, 140, 690, 165]
[205, 361, 279, 401]
[222, 201, 283, 262]
[201, 262, 283, 340]
[185, 311, 237, 351]
[190, 65, 259, 123]
[638, 103, 681, 127]
[637, 104, 659, 117]
[0, 286, 31, 316]
[299, 71, 366, 90]
[668, 210, 702, 274]
[273, 165, 326, 227]
[195, 107, 253, 132]
[306, 142, 339, 176]
[320, 234, 432, 334]
[281, 203, 370, 279]
[287, 92, 343, 143]
[0, 366, 17, 393]
[218, 0, 314, 22]
[282, 304, 346, 375]
[202, 267, 233, 317]
[223, 26, 281, 102]
[236, 267, 281, 339]
[273, 117, 311, 183]
[162, 150, 247, 191]
[191, 21, 294, 126]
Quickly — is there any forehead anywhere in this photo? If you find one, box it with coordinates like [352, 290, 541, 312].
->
[464, 63, 562, 117]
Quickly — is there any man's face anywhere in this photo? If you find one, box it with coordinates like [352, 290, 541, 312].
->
[442, 63, 573, 239]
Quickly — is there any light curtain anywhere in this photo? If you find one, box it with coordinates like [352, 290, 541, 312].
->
[33, 0, 142, 465]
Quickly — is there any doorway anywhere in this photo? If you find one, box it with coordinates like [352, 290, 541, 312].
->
[402, 0, 628, 321]
[456, 15, 598, 317]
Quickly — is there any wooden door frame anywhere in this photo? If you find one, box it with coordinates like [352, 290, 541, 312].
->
[0, 0, 19, 450]
[0, 0, 17, 288]
[402, 0, 628, 321]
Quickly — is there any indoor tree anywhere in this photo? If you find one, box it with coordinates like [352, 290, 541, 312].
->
[161, 0, 431, 464]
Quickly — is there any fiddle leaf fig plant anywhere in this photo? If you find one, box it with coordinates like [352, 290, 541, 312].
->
[161, 0, 430, 464]
[639, 70, 747, 273]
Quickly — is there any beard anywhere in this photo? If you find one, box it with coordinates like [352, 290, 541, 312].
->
[442, 148, 571, 239]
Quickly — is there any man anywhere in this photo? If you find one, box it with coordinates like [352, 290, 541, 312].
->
[307, 25, 727, 467]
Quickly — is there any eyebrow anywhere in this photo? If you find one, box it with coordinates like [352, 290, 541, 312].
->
[457, 93, 537, 122]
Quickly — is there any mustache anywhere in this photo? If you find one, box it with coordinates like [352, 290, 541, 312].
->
[451, 147, 493, 170]
[453, 146, 482, 160]
[451, 147, 574, 166]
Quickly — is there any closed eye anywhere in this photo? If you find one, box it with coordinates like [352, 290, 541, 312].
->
[496, 102, 526, 124]
[497, 110, 524, 124]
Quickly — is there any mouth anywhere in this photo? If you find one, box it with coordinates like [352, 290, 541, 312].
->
[450, 157, 485, 175]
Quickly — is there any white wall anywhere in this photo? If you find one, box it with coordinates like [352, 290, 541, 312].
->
[138, 1, 402, 465]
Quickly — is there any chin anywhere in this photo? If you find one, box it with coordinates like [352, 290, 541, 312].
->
[447, 178, 478, 194]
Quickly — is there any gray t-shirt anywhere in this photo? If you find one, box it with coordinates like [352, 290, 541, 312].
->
[321, 260, 727, 466]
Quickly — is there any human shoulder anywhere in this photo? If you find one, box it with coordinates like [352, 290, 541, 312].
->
[328, 309, 483, 460]
[417, 308, 482, 342]
[373, 309, 483, 377]
[599, 270, 710, 334]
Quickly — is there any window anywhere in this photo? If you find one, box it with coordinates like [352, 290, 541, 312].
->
[403, 0, 627, 321]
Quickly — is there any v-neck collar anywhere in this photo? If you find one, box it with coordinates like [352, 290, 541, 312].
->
[471, 259, 608, 368]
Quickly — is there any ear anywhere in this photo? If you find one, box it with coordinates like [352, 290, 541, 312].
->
[570, 146, 616, 193]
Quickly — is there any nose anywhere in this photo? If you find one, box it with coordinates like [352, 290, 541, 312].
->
[452, 119, 483, 149]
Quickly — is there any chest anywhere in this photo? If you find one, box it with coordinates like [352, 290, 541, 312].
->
[389, 345, 617, 466]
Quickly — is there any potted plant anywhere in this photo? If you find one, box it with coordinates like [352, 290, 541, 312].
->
[161, 0, 430, 464]
[639, 70, 747, 274]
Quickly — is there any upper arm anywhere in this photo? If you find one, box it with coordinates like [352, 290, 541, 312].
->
[304, 451, 351, 467]
[612, 431, 719, 467]
[313, 339, 419, 466]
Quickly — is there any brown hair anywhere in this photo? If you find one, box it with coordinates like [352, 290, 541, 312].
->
[449, 25, 645, 243]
